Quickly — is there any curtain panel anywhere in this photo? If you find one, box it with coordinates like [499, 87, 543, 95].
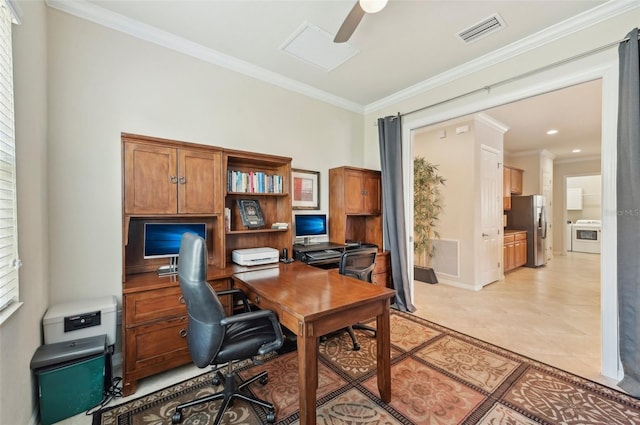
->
[378, 115, 416, 312]
[617, 27, 640, 397]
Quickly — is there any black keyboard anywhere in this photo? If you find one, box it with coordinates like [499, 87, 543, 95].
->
[306, 251, 341, 260]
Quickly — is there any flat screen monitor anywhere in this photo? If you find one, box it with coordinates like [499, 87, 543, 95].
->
[143, 222, 207, 259]
[294, 214, 327, 245]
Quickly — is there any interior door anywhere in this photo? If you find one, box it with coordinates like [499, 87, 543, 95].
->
[480, 146, 501, 285]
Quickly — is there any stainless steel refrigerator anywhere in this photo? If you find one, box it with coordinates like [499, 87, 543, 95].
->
[506, 195, 548, 267]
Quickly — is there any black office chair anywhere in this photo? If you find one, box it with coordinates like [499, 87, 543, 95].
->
[338, 247, 378, 351]
[171, 233, 284, 425]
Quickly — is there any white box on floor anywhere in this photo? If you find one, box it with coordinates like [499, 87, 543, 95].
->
[43, 295, 117, 346]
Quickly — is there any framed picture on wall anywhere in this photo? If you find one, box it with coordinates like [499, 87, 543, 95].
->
[292, 169, 320, 210]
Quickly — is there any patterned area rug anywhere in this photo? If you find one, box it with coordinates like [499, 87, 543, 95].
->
[94, 310, 640, 424]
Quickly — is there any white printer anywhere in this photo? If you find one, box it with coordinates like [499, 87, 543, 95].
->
[232, 247, 279, 266]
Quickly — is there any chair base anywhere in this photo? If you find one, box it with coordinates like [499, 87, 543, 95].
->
[172, 362, 275, 425]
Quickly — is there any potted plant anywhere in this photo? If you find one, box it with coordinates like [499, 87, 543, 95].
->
[413, 157, 446, 284]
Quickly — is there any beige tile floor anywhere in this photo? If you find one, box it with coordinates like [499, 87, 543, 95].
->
[58, 251, 620, 425]
[411, 251, 620, 390]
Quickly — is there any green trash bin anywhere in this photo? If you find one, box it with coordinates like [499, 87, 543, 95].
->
[30, 334, 107, 425]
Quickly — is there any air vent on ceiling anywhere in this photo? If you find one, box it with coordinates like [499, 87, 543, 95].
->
[457, 13, 506, 44]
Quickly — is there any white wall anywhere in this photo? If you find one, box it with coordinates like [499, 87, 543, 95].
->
[567, 175, 602, 222]
[412, 114, 505, 289]
[2, 1, 49, 424]
[413, 119, 475, 287]
[45, 7, 363, 307]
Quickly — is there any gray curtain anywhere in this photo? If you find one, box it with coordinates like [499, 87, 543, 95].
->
[617, 27, 640, 397]
[378, 115, 416, 312]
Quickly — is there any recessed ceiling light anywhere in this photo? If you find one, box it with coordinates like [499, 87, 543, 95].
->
[572, 149, 582, 153]
[546, 129, 558, 135]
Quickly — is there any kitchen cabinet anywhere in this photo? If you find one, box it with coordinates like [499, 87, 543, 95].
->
[504, 230, 527, 272]
[503, 167, 512, 211]
[509, 167, 523, 195]
[503, 166, 524, 211]
[124, 138, 222, 215]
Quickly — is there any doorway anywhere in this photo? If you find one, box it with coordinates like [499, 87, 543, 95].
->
[403, 64, 618, 380]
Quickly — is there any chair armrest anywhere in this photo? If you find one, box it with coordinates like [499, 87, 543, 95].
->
[216, 288, 251, 313]
[220, 309, 284, 355]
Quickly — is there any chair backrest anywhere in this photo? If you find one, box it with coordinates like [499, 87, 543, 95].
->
[339, 247, 377, 282]
[177, 232, 226, 368]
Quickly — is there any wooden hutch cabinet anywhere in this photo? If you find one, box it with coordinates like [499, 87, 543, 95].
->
[123, 138, 222, 215]
[121, 133, 292, 396]
[329, 166, 391, 288]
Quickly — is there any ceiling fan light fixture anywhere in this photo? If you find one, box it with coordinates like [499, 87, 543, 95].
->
[359, 0, 388, 14]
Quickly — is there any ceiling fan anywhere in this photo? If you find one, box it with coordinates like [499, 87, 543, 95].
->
[334, 0, 389, 43]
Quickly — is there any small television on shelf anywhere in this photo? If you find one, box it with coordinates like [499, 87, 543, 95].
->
[143, 222, 206, 275]
[294, 214, 327, 245]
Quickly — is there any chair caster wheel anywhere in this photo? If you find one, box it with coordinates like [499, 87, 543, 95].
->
[260, 375, 269, 385]
[212, 375, 221, 386]
[352, 343, 361, 351]
[171, 410, 183, 424]
[266, 409, 276, 423]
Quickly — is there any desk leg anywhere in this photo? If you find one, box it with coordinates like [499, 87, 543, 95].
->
[376, 300, 391, 402]
[298, 331, 317, 425]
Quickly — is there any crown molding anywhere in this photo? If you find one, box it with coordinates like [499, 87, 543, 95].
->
[364, 0, 638, 115]
[45, 0, 635, 116]
[45, 0, 365, 114]
[474, 112, 510, 134]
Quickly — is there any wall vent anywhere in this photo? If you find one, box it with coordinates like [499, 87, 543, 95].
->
[457, 14, 506, 44]
[430, 239, 459, 277]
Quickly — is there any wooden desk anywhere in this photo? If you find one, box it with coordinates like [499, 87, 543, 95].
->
[232, 261, 395, 425]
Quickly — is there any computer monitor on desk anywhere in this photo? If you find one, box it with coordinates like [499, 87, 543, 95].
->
[294, 214, 327, 246]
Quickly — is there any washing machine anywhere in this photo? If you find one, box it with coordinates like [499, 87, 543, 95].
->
[571, 219, 601, 253]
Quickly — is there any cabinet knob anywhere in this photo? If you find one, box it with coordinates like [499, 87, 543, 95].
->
[170, 175, 178, 184]
[179, 328, 187, 338]
[178, 295, 185, 304]
[179, 176, 186, 184]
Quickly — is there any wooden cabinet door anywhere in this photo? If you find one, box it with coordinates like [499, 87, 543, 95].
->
[178, 149, 222, 214]
[124, 142, 178, 214]
[362, 173, 381, 214]
[503, 167, 511, 211]
[514, 235, 527, 267]
[510, 169, 523, 195]
[503, 235, 515, 271]
[344, 170, 365, 213]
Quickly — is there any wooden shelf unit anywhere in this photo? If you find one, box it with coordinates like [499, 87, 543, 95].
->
[329, 166, 382, 248]
[121, 134, 292, 396]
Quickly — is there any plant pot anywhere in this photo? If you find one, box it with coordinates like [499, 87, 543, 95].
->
[414, 266, 438, 284]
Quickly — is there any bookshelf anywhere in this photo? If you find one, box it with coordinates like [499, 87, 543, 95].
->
[223, 149, 292, 262]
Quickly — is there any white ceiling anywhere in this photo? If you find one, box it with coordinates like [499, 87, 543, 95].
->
[51, 0, 626, 161]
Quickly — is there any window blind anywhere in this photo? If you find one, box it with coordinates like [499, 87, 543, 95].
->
[0, 1, 19, 313]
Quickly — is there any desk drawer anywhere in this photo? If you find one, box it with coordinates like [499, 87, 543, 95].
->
[125, 286, 186, 326]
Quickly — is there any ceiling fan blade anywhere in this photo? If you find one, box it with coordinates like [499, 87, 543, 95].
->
[334, 2, 366, 43]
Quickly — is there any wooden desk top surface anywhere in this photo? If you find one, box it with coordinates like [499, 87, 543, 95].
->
[232, 261, 396, 322]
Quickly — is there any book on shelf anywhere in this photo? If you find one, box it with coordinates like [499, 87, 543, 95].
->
[227, 170, 283, 194]
[271, 222, 289, 229]
[224, 208, 231, 232]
